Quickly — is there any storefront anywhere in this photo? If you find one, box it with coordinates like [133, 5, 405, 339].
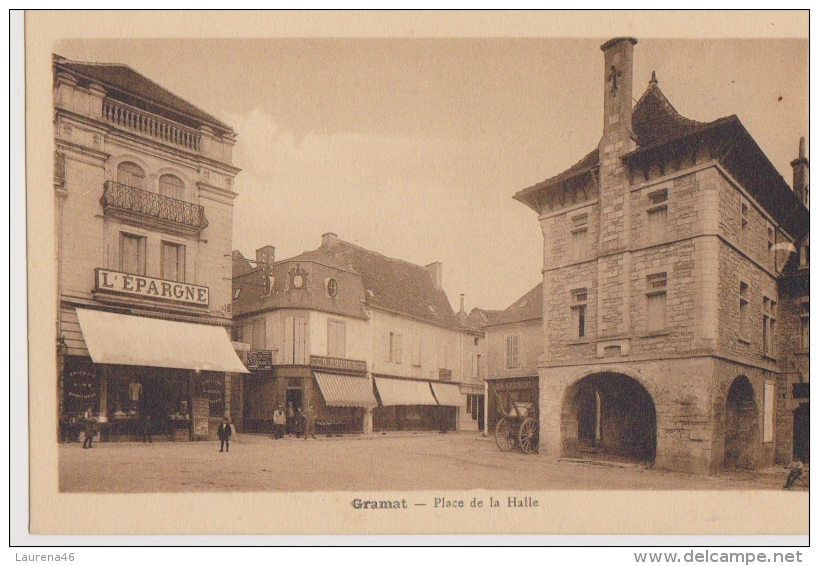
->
[240, 355, 376, 435]
[486, 376, 539, 431]
[59, 308, 249, 442]
[372, 376, 459, 432]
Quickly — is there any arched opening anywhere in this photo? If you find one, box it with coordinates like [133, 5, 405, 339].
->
[793, 403, 809, 464]
[159, 174, 185, 200]
[723, 376, 758, 469]
[562, 372, 656, 463]
[117, 161, 146, 190]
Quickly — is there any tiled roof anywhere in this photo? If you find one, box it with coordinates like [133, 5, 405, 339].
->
[466, 308, 503, 329]
[320, 239, 461, 328]
[54, 55, 233, 135]
[483, 282, 543, 327]
[231, 250, 255, 278]
[631, 77, 717, 148]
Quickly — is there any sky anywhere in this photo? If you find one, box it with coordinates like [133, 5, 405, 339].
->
[55, 37, 808, 312]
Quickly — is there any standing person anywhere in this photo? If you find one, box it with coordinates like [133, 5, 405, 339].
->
[217, 416, 232, 452]
[82, 407, 97, 449]
[286, 402, 295, 437]
[272, 405, 286, 439]
[302, 404, 317, 440]
[142, 414, 152, 444]
[784, 458, 804, 489]
[295, 407, 303, 438]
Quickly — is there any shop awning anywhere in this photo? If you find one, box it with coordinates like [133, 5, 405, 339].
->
[314, 372, 378, 408]
[75, 308, 249, 373]
[431, 382, 464, 406]
[374, 377, 438, 406]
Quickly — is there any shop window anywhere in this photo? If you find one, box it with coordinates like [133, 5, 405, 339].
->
[647, 188, 668, 244]
[570, 213, 588, 262]
[763, 296, 777, 356]
[284, 316, 307, 364]
[327, 320, 346, 358]
[62, 357, 98, 415]
[159, 174, 185, 201]
[763, 381, 774, 443]
[646, 273, 667, 332]
[505, 334, 520, 369]
[739, 282, 750, 339]
[161, 241, 186, 282]
[120, 232, 146, 275]
[117, 161, 146, 190]
[571, 288, 588, 339]
[466, 394, 481, 420]
[801, 301, 809, 349]
[198, 372, 225, 418]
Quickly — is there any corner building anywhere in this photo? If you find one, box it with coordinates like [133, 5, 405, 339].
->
[514, 39, 809, 473]
[54, 56, 248, 443]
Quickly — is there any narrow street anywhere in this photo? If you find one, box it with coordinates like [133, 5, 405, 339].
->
[59, 433, 798, 492]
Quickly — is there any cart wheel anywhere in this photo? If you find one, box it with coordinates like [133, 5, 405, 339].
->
[495, 418, 514, 452]
[518, 417, 539, 454]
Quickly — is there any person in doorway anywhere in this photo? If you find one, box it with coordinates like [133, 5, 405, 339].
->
[286, 402, 295, 436]
[82, 407, 97, 449]
[784, 458, 805, 489]
[295, 407, 304, 438]
[272, 405, 286, 439]
[142, 414, 152, 444]
[217, 416, 232, 452]
[302, 404, 317, 440]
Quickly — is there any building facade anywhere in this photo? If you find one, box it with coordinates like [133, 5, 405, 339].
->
[232, 233, 486, 434]
[514, 38, 809, 473]
[473, 283, 543, 435]
[54, 56, 247, 443]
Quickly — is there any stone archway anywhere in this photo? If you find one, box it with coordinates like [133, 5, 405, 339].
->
[562, 372, 657, 463]
[723, 376, 758, 469]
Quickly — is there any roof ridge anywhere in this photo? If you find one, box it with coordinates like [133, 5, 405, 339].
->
[329, 238, 436, 273]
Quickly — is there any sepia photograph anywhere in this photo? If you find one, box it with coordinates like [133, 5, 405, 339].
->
[21, 10, 809, 538]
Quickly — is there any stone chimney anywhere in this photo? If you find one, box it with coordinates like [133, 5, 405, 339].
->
[322, 232, 339, 248]
[600, 37, 638, 149]
[459, 294, 465, 314]
[791, 137, 809, 207]
[425, 262, 443, 290]
[255, 245, 275, 268]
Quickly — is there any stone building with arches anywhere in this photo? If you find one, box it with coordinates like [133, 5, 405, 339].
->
[54, 55, 248, 443]
[514, 38, 809, 473]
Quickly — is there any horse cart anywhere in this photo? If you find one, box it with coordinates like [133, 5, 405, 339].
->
[494, 396, 539, 454]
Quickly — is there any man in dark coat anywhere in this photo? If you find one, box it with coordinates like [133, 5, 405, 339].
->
[82, 408, 97, 449]
[217, 416, 232, 452]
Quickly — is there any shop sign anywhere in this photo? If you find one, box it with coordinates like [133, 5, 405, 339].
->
[248, 350, 273, 370]
[95, 268, 209, 307]
[65, 362, 97, 403]
[491, 377, 538, 392]
[231, 341, 251, 352]
[192, 397, 210, 438]
[310, 355, 367, 373]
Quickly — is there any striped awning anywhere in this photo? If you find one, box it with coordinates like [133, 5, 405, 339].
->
[431, 382, 464, 406]
[374, 377, 438, 406]
[314, 373, 377, 408]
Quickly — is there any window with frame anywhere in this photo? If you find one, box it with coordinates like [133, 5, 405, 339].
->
[739, 282, 750, 339]
[120, 233, 146, 275]
[741, 200, 750, 228]
[117, 161, 146, 190]
[159, 174, 185, 200]
[471, 353, 482, 378]
[161, 241, 186, 282]
[327, 320, 346, 358]
[387, 332, 402, 364]
[762, 296, 777, 356]
[411, 335, 422, 367]
[647, 188, 668, 244]
[505, 334, 520, 369]
[801, 301, 809, 349]
[284, 316, 307, 364]
[466, 394, 481, 420]
[646, 273, 668, 332]
[570, 213, 588, 262]
[571, 288, 588, 339]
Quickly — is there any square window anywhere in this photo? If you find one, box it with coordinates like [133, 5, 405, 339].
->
[646, 273, 668, 332]
[648, 206, 668, 243]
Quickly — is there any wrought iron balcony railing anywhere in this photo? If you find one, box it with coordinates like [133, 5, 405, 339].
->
[101, 181, 208, 236]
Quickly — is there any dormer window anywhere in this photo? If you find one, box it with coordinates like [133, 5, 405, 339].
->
[326, 278, 338, 298]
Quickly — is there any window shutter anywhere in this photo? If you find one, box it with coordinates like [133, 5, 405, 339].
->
[284, 317, 295, 364]
[295, 317, 306, 364]
[395, 334, 403, 364]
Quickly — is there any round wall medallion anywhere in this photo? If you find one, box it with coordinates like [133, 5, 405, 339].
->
[293, 274, 304, 289]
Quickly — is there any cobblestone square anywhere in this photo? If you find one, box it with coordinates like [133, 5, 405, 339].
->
[59, 433, 795, 493]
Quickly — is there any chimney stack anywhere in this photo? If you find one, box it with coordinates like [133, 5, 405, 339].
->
[255, 245, 275, 268]
[600, 37, 638, 149]
[322, 232, 339, 248]
[459, 294, 465, 314]
[791, 137, 809, 207]
[425, 262, 443, 290]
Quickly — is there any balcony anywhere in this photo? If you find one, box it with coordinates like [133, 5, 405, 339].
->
[101, 181, 208, 237]
[103, 99, 201, 152]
